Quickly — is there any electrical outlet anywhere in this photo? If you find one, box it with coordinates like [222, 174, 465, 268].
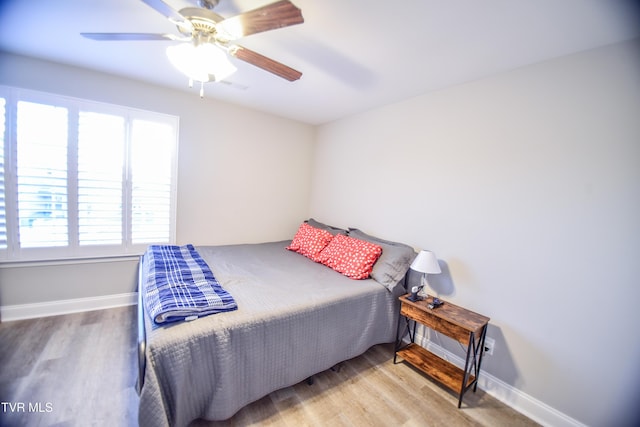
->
[484, 337, 495, 356]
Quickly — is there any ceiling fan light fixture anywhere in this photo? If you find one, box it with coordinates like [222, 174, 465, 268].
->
[166, 42, 237, 83]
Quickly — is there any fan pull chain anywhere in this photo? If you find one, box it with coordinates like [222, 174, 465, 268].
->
[186, 79, 205, 98]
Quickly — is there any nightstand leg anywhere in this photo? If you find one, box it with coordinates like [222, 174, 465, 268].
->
[458, 332, 475, 408]
[394, 310, 418, 364]
[394, 311, 411, 363]
[474, 325, 488, 392]
[409, 319, 417, 343]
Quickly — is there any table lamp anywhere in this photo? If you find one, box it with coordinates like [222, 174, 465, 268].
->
[408, 250, 441, 301]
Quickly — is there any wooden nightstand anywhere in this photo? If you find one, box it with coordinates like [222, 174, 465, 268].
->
[394, 294, 490, 408]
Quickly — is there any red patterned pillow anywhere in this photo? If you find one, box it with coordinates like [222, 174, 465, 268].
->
[286, 222, 334, 262]
[318, 234, 383, 279]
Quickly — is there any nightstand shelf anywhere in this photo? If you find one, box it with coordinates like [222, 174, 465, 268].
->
[394, 295, 490, 408]
[396, 343, 476, 392]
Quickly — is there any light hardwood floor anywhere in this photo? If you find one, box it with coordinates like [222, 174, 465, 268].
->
[0, 306, 539, 427]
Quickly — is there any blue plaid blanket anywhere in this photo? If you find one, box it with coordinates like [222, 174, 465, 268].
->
[143, 244, 237, 325]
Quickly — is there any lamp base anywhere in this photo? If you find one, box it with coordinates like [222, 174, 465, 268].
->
[407, 293, 423, 302]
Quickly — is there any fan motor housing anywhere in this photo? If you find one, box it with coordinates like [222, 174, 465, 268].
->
[177, 7, 229, 42]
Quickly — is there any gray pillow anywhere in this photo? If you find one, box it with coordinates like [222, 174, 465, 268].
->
[347, 228, 417, 291]
[306, 218, 347, 236]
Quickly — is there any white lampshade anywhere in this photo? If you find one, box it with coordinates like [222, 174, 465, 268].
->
[166, 42, 237, 83]
[410, 250, 441, 274]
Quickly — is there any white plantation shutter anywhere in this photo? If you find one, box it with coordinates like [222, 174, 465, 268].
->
[0, 98, 6, 249]
[0, 87, 178, 262]
[16, 101, 69, 248]
[131, 119, 174, 244]
[78, 111, 125, 245]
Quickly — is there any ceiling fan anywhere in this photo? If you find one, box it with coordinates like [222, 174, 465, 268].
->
[81, 0, 304, 89]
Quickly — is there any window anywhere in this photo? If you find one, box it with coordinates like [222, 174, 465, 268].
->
[130, 119, 174, 244]
[0, 87, 179, 262]
[77, 111, 125, 246]
[16, 101, 69, 248]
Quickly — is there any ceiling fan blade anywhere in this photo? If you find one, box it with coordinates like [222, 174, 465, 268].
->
[81, 33, 183, 41]
[141, 0, 193, 33]
[140, 0, 185, 22]
[218, 0, 303, 39]
[229, 45, 301, 81]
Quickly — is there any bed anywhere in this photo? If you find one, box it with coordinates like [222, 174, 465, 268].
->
[137, 221, 416, 427]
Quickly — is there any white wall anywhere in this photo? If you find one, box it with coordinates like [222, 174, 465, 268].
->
[0, 52, 314, 307]
[310, 39, 640, 426]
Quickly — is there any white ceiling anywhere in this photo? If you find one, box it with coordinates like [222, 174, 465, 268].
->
[1, 0, 638, 125]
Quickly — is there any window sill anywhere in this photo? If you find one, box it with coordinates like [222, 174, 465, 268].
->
[0, 254, 142, 268]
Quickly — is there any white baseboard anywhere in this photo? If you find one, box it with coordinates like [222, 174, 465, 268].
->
[415, 331, 586, 427]
[0, 292, 137, 322]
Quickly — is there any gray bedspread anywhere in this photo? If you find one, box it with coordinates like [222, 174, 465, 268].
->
[138, 241, 404, 427]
